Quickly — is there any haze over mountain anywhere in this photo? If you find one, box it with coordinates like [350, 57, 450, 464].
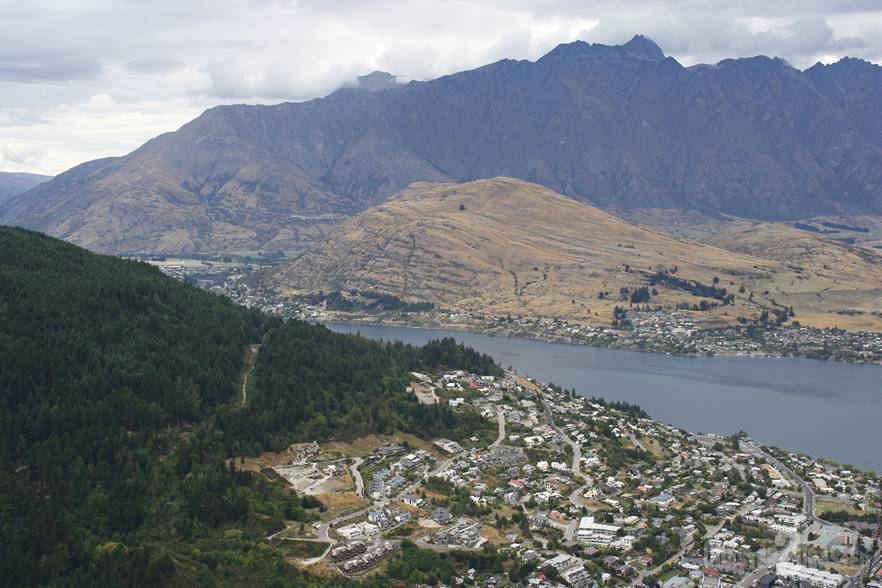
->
[0, 172, 51, 207]
[3, 35, 882, 254]
[269, 177, 882, 329]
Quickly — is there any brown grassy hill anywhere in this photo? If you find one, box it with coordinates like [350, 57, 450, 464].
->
[271, 177, 856, 326]
[703, 223, 882, 330]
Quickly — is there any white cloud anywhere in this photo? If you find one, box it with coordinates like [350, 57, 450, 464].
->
[0, 93, 207, 174]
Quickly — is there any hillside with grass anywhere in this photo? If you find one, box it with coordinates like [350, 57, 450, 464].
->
[703, 222, 882, 331]
[270, 177, 882, 329]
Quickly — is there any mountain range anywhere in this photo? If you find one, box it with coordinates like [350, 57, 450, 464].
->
[0, 172, 50, 208]
[3, 36, 882, 254]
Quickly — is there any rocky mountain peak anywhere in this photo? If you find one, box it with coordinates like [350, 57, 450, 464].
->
[541, 34, 665, 63]
[620, 34, 666, 61]
[354, 71, 399, 91]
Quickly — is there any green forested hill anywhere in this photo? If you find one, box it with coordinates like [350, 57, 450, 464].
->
[0, 226, 263, 443]
[0, 227, 495, 586]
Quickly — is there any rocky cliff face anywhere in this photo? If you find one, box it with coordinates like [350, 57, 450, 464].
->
[4, 35, 882, 253]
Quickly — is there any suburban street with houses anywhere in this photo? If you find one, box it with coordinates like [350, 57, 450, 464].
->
[258, 367, 880, 586]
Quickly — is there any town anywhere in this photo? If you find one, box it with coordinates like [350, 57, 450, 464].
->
[249, 367, 881, 587]
[144, 258, 882, 365]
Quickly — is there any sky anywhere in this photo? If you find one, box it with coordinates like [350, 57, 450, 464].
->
[2, 0, 882, 176]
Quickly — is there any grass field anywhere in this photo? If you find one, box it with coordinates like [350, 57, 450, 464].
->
[283, 539, 329, 559]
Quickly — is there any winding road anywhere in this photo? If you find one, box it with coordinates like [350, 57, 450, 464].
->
[540, 397, 583, 480]
[539, 394, 592, 545]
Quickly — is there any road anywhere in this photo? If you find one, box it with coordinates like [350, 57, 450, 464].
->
[741, 441, 822, 523]
[737, 528, 804, 587]
[564, 517, 579, 541]
[568, 481, 589, 510]
[240, 344, 259, 407]
[267, 522, 334, 566]
[350, 457, 365, 498]
[624, 427, 647, 453]
[540, 395, 591, 544]
[737, 441, 824, 586]
[540, 398, 583, 480]
[314, 497, 378, 551]
[309, 450, 459, 557]
[738, 444, 880, 587]
[490, 406, 506, 448]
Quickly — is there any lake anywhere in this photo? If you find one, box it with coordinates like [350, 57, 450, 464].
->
[325, 322, 882, 473]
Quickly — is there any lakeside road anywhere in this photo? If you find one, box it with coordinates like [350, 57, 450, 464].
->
[317, 315, 882, 365]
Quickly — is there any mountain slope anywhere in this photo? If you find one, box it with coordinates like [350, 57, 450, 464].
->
[268, 178, 770, 320]
[0, 171, 50, 207]
[5, 36, 882, 254]
[702, 222, 882, 329]
[270, 178, 882, 328]
[0, 226, 493, 584]
[704, 222, 882, 285]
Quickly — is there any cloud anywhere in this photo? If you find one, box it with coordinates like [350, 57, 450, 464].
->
[581, 10, 878, 67]
[486, 31, 538, 62]
[201, 57, 369, 101]
[0, 93, 206, 174]
[0, 61, 104, 83]
[203, 59, 252, 99]
[126, 58, 183, 74]
[0, 107, 45, 127]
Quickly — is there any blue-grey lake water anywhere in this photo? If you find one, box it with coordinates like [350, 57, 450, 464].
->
[325, 322, 882, 472]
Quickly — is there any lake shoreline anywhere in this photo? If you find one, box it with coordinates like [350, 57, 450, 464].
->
[316, 313, 882, 366]
[324, 321, 882, 472]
